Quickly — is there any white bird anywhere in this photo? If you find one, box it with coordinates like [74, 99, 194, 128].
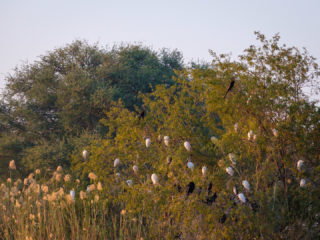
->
[184, 141, 191, 151]
[126, 180, 133, 187]
[210, 136, 218, 144]
[238, 193, 246, 203]
[145, 138, 151, 148]
[116, 172, 120, 178]
[187, 161, 194, 171]
[248, 130, 254, 141]
[300, 179, 306, 188]
[226, 167, 234, 176]
[82, 150, 88, 160]
[133, 165, 139, 174]
[253, 134, 257, 142]
[202, 166, 207, 176]
[297, 160, 304, 172]
[70, 190, 75, 200]
[234, 123, 239, 132]
[151, 173, 159, 185]
[164, 136, 170, 147]
[228, 153, 236, 165]
[233, 186, 238, 195]
[272, 128, 278, 137]
[114, 158, 120, 167]
[242, 180, 250, 192]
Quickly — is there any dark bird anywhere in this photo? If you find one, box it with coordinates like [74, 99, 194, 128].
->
[223, 77, 236, 99]
[186, 182, 195, 197]
[219, 214, 227, 224]
[204, 192, 218, 205]
[139, 110, 145, 119]
[173, 182, 182, 193]
[207, 182, 213, 195]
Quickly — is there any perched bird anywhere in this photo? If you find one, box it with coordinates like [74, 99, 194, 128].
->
[114, 158, 120, 167]
[226, 167, 234, 176]
[238, 193, 246, 203]
[139, 110, 145, 120]
[145, 138, 151, 148]
[228, 153, 236, 165]
[151, 173, 159, 185]
[157, 134, 162, 143]
[164, 136, 170, 147]
[202, 166, 207, 176]
[132, 165, 139, 174]
[210, 136, 218, 144]
[166, 156, 172, 165]
[297, 160, 304, 172]
[207, 182, 213, 195]
[223, 77, 235, 99]
[70, 189, 75, 200]
[186, 182, 195, 197]
[82, 150, 88, 161]
[115, 172, 120, 178]
[126, 180, 133, 187]
[300, 179, 306, 188]
[187, 161, 194, 171]
[272, 128, 278, 137]
[233, 186, 238, 195]
[248, 130, 254, 141]
[204, 192, 218, 205]
[242, 180, 250, 192]
[234, 123, 239, 132]
[184, 141, 191, 151]
[219, 214, 227, 224]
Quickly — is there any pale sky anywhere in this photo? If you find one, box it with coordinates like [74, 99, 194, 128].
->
[1, 0, 320, 98]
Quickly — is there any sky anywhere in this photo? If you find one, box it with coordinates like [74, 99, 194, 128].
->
[1, 0, 320, 99]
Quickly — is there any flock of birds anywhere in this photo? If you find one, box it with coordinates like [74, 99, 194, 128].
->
[80, 125, 308, 223]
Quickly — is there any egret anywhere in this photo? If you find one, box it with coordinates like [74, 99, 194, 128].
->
[70, 190, 75, 200]
[238, 193, 246, 203]
[151, 173, 159, 185]
[297, 160, 304, 172]
[145, 138, 151, 148]
[114, 158, 120, 167]
[164, 136, 170, 147]
[133, 165, 139, 174]
[82, 150, 88, 160]
[187, 161, 194, 171]
[248, 130, 254, 141]
[300, 179, 306, 188]
[272, 129, 278, 137]
[184, 141, 191, 151]
[228, 153, 236, 165]
[234, 123, 239, 132]
[202, 166, 207, 176]
[210, 136, 218, 144]
[126, 180, 133, 187]
[226, 167, 234, 176]
[242, 180, 250, 192]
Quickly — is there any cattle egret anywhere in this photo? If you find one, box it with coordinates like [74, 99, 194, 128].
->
[242, 180, 250, 191]
[114, 158, 120, 167]
[234, 123, 239, 132]
[146, 138, 151, 148]
[126, 180, 133, 187]
[164, 136, 170, 146]
[226, 167, 234, 176]
[248, 130, 254, 141]
[70, 190, 75, 200]
[233, 186, 238, 195]
[82, 150, 88, 160]
[184, 141, 191, 151]
[166, 156, 172, 165]
[202, 166, 207, 176]
[187, 161, 194, 171]
[211, 136, 218, 144]
[272, 129, 278, 137]
[297, 160, 304, 172]
[151, 173, 159, 185]
[228, 153, 236, 165]
[238, 193, 246, 203]
[300, 179, 306, 188]
[133, 165, 138, 174]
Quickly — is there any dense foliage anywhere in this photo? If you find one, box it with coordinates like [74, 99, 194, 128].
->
[0, 33, 320, 239]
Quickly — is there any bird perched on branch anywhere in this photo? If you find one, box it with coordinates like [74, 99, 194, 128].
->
[138, 110, 145, 120]
[223, 77, 236, 99]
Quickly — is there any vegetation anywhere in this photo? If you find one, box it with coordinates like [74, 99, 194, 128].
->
[0, 32, 320, 239]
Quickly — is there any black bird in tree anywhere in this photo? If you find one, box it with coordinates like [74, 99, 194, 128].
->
[138, 110, 145, 119]
[186, 182, 195, 197]
[207, 182, 213, 195]
[223, 77, 236, 99]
